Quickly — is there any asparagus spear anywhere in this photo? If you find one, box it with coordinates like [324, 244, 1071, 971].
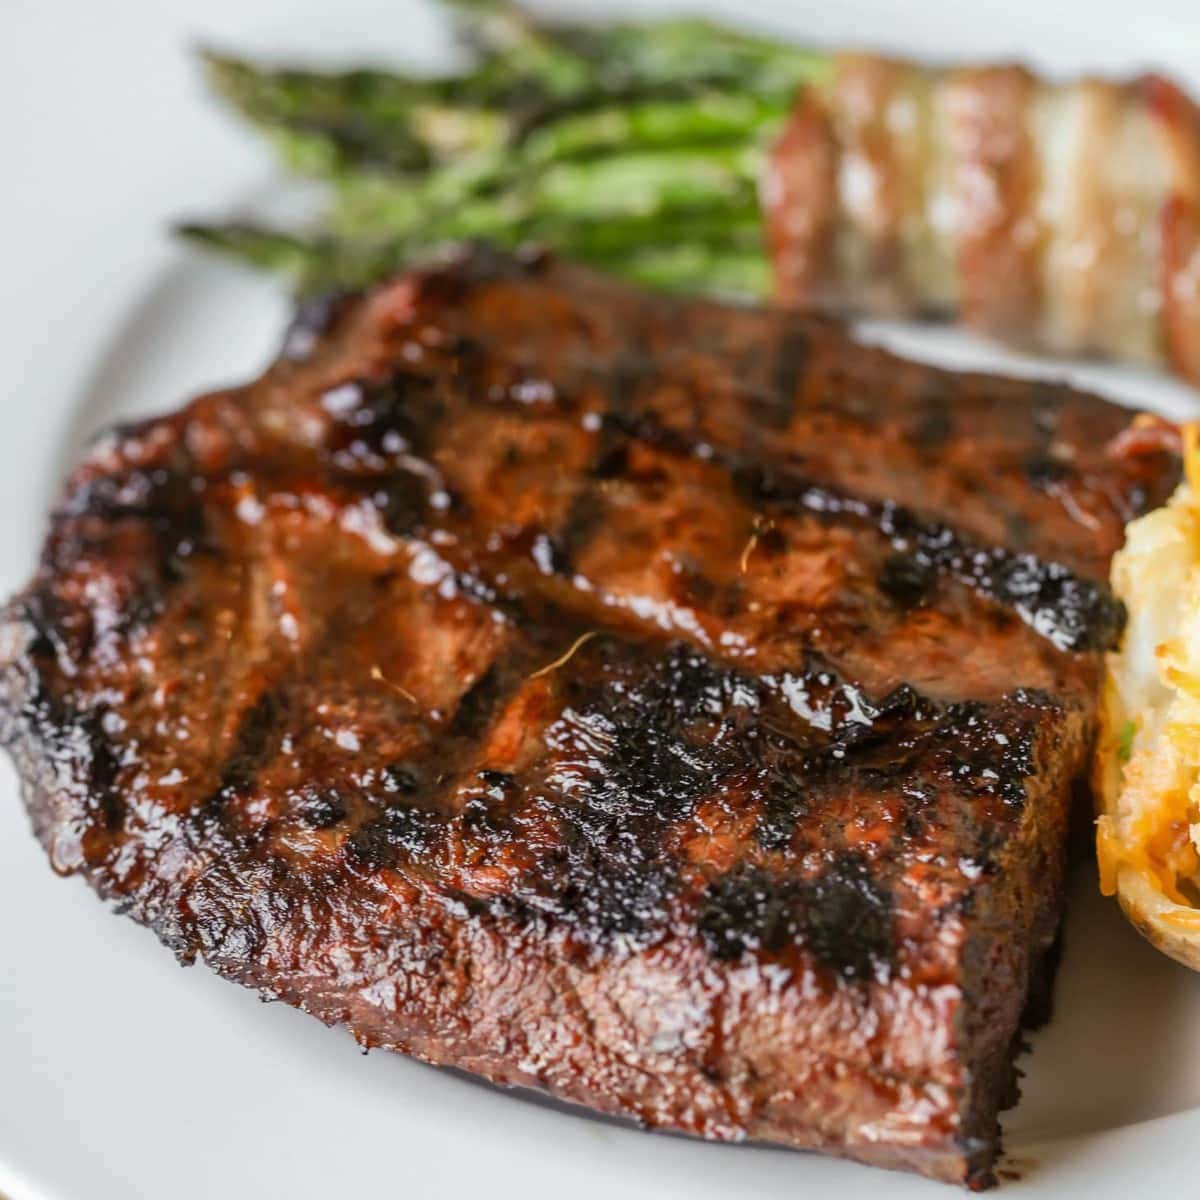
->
[178, 189, 768, 290]
[182, 127, 779, 297]
[175, 222, 360, 289]
[185, 3, 824, 299]
[450, 1, 827, 101]
[201, 50, 513, 173]
[610, 243, 771, 296]
[327, 143, 766, 239]
[202, 5, 826, 176]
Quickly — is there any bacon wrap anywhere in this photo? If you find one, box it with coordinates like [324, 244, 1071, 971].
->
[1146, 74, 1200, 382]
[762, 90, 837, 304]
[766, 56, 1200, 383]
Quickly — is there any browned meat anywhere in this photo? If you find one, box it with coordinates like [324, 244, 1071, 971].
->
[765, 57, 1200, 381]
[0, 250, 1176, 1188]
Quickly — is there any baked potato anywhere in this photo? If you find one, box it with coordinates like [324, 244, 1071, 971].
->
[1096, 426, 1200, 968]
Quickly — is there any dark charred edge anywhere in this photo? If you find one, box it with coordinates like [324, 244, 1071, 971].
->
[1020, 928, 1063, 1032]
[85, 711, 124, 831]
[413, 241, 559, 309]
[182, 854, 301, 968]
[697, 856, 893, 981]
[13, 593, 71, 706]
[279, 290, 356, 361]
[955, 989, 1038, 1192]
[954, 730, 1075, 1192]
[599, 409, 1122, 652]
[51, 455, 211, 627]
[0, 599, 128, 843]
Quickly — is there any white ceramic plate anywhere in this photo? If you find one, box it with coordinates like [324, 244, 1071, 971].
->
[4, 2, 1200, 1197]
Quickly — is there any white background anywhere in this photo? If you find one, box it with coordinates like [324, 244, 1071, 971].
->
[3, 2, 1200, 1197]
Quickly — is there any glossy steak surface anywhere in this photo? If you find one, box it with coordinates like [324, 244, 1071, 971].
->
[0, 250, 1176, 1187]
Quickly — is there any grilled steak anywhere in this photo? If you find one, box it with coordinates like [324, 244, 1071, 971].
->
[0, 249, 1176, 1188]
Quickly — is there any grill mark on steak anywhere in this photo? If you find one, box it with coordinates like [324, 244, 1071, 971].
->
[501, 642, 733, 943]
[217, 689, 283, 798]
[877, 552, 937, 609]
[736, 465, 1125, 653]
[47, 456, 210, 635]
[324, 353, 1098, 668]
[445, 662, 510, 740]
[699, 857, 892, 978]
[545, 489, 607, 577]
[467, 639, 818, 948]
[599, 408, 1123, 652]
[305, 591, 1055, 957]
[310, 351, 1119, 697]
[0, 250, 1180, 1189]
[347, 805, 445, 870]
[342, 644, 536, 871]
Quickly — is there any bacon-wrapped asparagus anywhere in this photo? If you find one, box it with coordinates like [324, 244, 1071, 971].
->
[183, 2, 1200, 382]
[767, 57, 1200, 381]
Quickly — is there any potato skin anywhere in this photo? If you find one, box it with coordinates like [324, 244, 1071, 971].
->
[1116, 867, 1200, 971]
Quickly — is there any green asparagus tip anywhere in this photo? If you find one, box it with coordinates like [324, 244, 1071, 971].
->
[175, 221, 322, 278]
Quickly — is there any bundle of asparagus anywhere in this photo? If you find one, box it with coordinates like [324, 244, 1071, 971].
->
[181, 1, 827, 296]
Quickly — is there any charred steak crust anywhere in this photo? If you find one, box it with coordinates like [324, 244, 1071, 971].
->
[0, 250, 1175, 1187]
